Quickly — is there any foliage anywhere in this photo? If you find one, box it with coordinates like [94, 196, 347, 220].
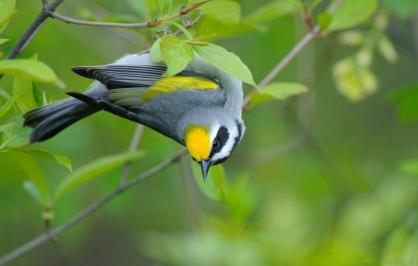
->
[327, 0, 377, 31]
[249, 82, 308, 109]
[53, 151, 144, 201]
[332, 12, 397, 102]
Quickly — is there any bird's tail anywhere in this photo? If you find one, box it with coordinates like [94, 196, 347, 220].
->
[24, 96, 100, 143]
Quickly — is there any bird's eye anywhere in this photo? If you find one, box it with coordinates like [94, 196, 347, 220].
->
[213, 139, 220, 149]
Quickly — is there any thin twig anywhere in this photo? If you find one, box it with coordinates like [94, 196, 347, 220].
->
[174, 14, 203, 36]
[48, 1, 207, 29]
[0, 149, 186, 266]
[243, 26, 321, 108]
[42, 0, 48, 8]
[120, 125, 144, 186]
[242, 0, 345, 108]
[48, 12, 149, 28]
[5, 0, 64, 60]
[301, 0, 314, 32]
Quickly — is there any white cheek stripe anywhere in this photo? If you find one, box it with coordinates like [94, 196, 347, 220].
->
[210, 123, 219, 144]
[211, 124, 238, 162]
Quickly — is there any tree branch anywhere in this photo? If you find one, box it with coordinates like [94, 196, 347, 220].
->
[5, 0, 64, 60]
[48, 1, 207, 29]
[174, 14, 203, 36]
[4, 0, 206, 62]
[0, 149, 186, 266]
[48, 12, 149, 28]
[243, 26, 321, 108]
[120, 125, 144, 186]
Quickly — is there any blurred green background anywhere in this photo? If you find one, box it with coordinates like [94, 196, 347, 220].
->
[0, 0, 417, 265]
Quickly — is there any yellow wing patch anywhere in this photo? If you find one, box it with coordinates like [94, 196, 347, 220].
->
[185, 126, 211, 161]
[142, 76, 218, 101]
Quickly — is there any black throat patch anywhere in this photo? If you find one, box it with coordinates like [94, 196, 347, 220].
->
[209, 126, 229, 159]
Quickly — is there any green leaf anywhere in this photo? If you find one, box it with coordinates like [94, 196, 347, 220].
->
[23, 180, 44, 205]
[0, 0, 15, 31]
[16, 152, 49, 203]
[0, 86, 27, 119]
[0, 59, 63, 86]
[1, 117, 31, 147]
[160, 35, 194, 76]
[13, 78, 36, 113]
[249, 92, 275, 109]
[0, 122, 14, 136]
[9, 147, 72, 172]
[377, 35, 398, 63]
[333, 55, 378, 102]
[200, 0, 241, 25]
[53, 151, 144, 201]
[0, 87, 11, 100]
[262, 82, 308, 100]
[0, 77, 37, 118]
[0, 101, 13, 118]
[193, 16, 254, 41]
[338, 30, 365, 46]
[390, 84, 418, 123]
[250, 82, 308, 107]
[243, 0, 301, 25]
[249, 82, 307, 109]
[150, 38, 163, 62]
[317, 11, 333, 30]
[329, 0, 378, 31]
[32, 83, 43, 106]
[191, 42, 255, 85]
[192, 161, 227, 202]
[0, 39, 8, 45]
[0, 122, 14, 150]
[0, 98, 14, 119]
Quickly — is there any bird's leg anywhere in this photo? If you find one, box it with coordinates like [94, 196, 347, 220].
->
[66, 92, 141, 123]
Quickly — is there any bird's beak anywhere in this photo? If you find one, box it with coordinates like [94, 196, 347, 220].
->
[200, 160, 211, 182]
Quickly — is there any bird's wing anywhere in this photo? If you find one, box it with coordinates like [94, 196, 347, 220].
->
[73, 64, 222, 105]
[72, 64, 167, 89]
[72, 64, 218, 89]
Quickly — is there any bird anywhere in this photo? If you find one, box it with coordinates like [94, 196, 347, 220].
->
[23, 53, 245, 180]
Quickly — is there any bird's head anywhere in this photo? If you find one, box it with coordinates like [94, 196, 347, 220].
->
[183, 118, 244, 181]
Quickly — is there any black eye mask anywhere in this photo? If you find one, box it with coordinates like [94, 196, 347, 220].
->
[209, 126, 229, 158]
